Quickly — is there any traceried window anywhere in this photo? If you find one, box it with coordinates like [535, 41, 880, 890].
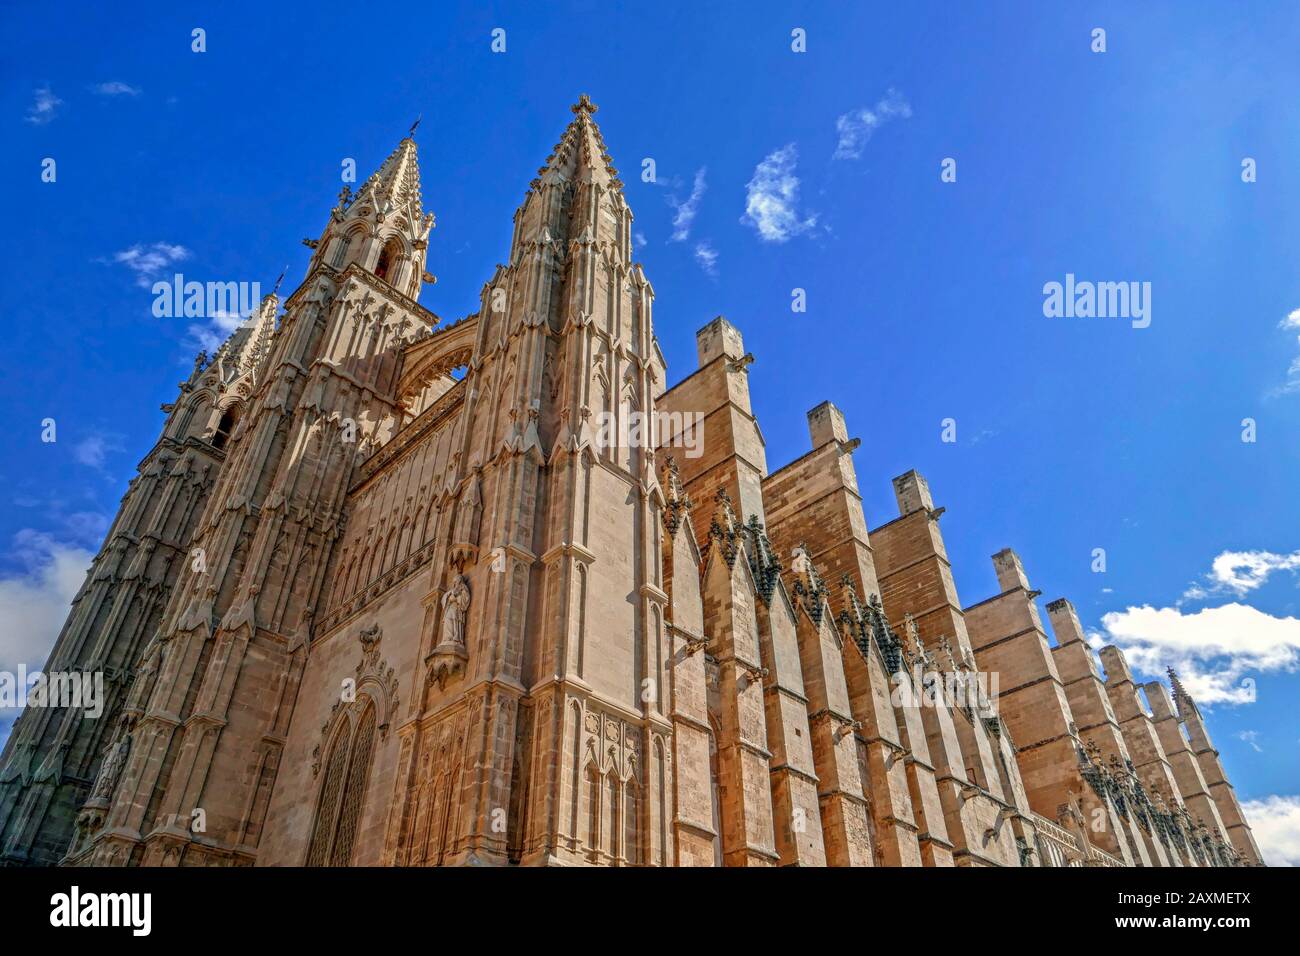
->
[305, 703, 378, 866]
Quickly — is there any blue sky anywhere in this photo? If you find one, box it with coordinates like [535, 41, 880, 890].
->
[2, 1, 1298, 861]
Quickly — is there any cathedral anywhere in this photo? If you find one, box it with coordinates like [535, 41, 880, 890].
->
[0, 96, 1264, 868]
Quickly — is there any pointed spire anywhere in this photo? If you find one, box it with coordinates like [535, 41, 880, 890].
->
[741, 515, 782, 603]
[708, 488, 741, 567]
[1167, 667, 1198, 719]
[864, 593, 904, 672]
[358, 135, 429, 224]
[661, 457, 692, 536]
[312, 131, 436, 300]
[790, 544, 831, 627]
[240, 289, 280, 372]
[534, 94, 623, 192]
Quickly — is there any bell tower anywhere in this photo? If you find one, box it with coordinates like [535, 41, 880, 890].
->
[382, 95, 674, 867]
[70, 132, 439, 866]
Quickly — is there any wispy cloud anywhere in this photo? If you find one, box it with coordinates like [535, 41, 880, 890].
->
[90, 81, 141, 97]
[1240, 794, 1300, 866]
[667, 167, 707, 242]
[1237, 730, 1264, 752]
[693, 240, 718, 277]
[105, 242, 191, 289]
[740, 143, 817, 243]
[633, 231, 647, 251]
[1182, 549, 1300, 601]
[1097, 602, 1300, 706]
[72, 433, 124, 471]
[832, 89, 911, 161]
[187, 310, 251, 354]
[25, 86, 62, 125]
[1273, 308, 1300, 396]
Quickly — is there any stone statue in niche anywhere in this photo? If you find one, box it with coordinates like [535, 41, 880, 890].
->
[90, 723, 133, 803]
[428, 573, 470, 686]
[440, 574, 470, 648]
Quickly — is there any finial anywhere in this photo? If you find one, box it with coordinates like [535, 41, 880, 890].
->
[272, 265, 287, 296]
[409, 114, 422, 138]
[571, 94, 598, 116]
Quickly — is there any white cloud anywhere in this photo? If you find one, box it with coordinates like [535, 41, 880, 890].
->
[91, 81, 141, 97]
[0, 531, 92, 684]
[1276, 356, 1300, 395]
[1183, 549, 1300, 601]
[0, 521, 103, 747]
[832, 89, 911, 161]
[25, 86, 62, 125]
[633, 231, 647, 250]
[693, 241, 718, 277]
[1240, 794, 1300, 866]
[741, 144, 817, 243]
[667, 168, 707, 242]
[1099, 602, 1300, 705]
[1281, 309, 1300, 330]
[108, 242, 191, 289]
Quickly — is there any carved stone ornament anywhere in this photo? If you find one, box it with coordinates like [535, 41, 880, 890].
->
[448, 469, 483, 568]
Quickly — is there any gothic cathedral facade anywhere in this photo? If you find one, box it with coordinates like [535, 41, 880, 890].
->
[0, 97, 1263, 868]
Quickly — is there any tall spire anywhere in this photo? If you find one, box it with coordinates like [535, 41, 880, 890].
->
[508, 95, 635, 273]
[209, 286, 279, 378]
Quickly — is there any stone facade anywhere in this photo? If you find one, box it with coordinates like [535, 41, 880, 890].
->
[0, 96, 1262, 867]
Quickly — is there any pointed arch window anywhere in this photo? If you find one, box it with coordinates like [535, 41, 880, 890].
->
[331, 232, 353, 269]
[306, 702, 378, 866]
[211, 405, 240, 451]
[375, 238, 402, 282]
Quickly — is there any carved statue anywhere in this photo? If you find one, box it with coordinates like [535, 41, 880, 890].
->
[440, 574, 470, 648]
[91, 729, 132, 802]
